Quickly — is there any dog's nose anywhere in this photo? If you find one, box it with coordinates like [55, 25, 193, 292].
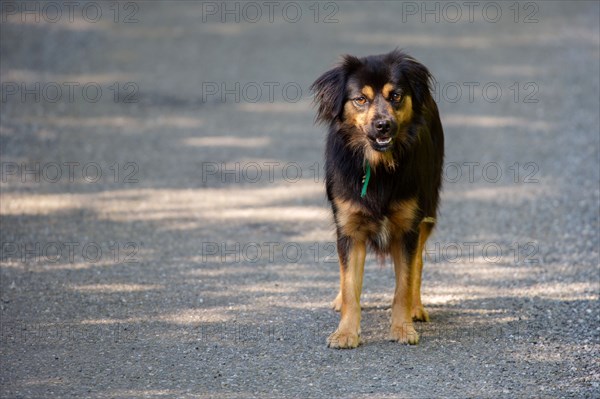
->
[374, 119, 391, 134]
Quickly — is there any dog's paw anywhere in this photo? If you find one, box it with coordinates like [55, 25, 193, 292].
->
[331, 292, 342, 312]
[389, 323, 420, 345]
[411, 306, 430, 322]
[327, 329, 360, 349]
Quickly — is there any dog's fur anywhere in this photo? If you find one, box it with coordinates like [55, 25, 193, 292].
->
[311, 50, 444, 348]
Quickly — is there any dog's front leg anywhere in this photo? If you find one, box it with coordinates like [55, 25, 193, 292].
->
[327, 238, 366, 349]
[389, 237, 420, 345]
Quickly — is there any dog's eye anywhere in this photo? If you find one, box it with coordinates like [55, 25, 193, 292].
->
[353, 96, 367, 106]
[391, 92, 402, 102]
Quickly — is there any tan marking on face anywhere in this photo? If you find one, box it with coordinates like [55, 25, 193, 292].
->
[395, 95, 413, 127]
[344, 101, 369, 153]
[389, 197, 419, 234]
[361, 85, 374, 101]
[343, 101, 367, 133]
[382, 83, 395, 98]
[343, 101, 359, 125]
[343, 100, 387, 162]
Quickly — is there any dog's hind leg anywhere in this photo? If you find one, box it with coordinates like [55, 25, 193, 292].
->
[410, 219, 434, 322]
[327, 239, 366, 349]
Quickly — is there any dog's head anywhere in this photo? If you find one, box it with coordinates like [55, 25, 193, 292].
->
[311, 50, 433, 163]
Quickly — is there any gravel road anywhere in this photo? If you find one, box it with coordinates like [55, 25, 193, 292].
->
[1, 1, 599, 398]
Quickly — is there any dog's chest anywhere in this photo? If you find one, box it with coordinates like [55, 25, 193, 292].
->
[334, 197, 418, 248]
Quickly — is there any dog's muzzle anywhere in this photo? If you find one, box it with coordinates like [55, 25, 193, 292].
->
[369, 118, 397, 151]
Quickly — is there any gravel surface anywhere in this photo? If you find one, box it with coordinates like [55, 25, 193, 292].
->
[1, 1, 599, 398]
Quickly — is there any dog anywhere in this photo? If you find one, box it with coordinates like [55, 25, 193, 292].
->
[311, 50, 444, 348]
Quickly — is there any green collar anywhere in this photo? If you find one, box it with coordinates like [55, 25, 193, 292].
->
[360, 161, 371, 198]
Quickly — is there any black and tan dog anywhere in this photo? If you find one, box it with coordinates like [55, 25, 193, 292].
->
[311, 50, 444, 348]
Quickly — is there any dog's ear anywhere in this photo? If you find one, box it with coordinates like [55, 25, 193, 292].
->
[311, 55, 361, 124]
[390, 50, 433, 108]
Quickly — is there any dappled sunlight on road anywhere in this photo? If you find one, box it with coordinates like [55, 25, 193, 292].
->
[68, 283, 164, 293]
[442, 114, 550, 130]
[1, 181, 325, 223]
[443, 184, 552, 202]
[15, 114, 205, 130]
[182, 136, 270, 148]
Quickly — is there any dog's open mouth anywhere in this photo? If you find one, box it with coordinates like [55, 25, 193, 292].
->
[371, 136, 393, 151]
[376, 137, 392, 145]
